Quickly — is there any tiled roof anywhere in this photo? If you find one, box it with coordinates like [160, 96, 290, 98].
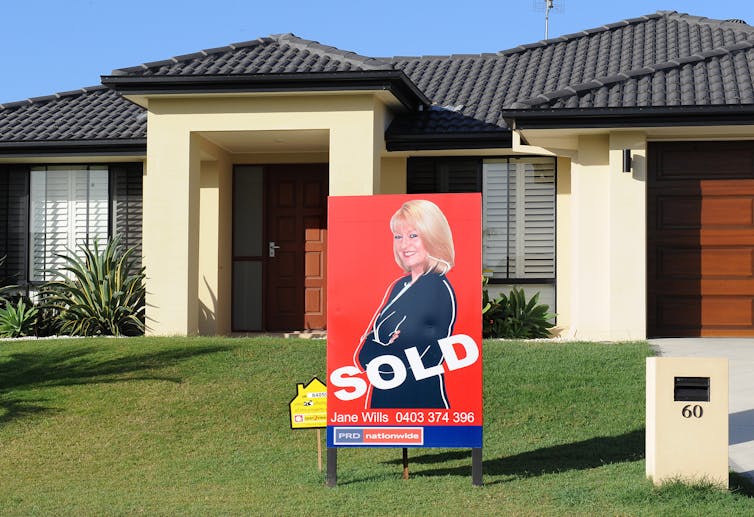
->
[5, 11, 754, 150]
[389, 11, 754, 132]
[0, 86, 146, 147]
[504, 12, 754, 109]
[510, 42, 754, 109]
[109, 33, 394, 76]
[389, 55, 510, 134]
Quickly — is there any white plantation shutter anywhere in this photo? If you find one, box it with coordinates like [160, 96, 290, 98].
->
[74, 168, 109, 249]
[482, 158, 555, 279]
[29, 169, 46, 279]
[29, 166, 109, 281]
[522, 159, 555, 277]
[30, 169, 68, 280]
[483, 160, 514, 277]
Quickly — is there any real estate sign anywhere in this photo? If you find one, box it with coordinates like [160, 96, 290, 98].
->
[289, 377, 328, 429]
[326, 194, 482, 448]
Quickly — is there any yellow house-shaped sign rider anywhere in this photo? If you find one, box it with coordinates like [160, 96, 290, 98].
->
[289, 377, 327, 429]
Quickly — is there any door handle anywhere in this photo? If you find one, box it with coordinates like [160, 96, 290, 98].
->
[269, 241, 281, 257]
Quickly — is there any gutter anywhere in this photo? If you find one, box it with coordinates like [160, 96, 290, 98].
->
[0, 139, 147, 157]
[101, 71, 431, 112]
[502, 105, 754, 130]
[386, 131, 512, 151]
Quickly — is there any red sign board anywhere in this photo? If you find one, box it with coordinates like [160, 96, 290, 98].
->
[326, 194, 482, 447]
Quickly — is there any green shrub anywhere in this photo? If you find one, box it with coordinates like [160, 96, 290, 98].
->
[41, 238, 146, 336]
[31, 291, 63, 337]
[483, 285, 555, 339]
[0, 298, 38, 338]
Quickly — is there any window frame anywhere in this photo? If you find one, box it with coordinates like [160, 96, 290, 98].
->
[407, 155, 557, 285]
[29, 165, 111, 282]
[0, 162, 143, 287]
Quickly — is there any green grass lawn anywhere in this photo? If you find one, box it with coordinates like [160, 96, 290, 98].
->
[1, 337, 752, 516]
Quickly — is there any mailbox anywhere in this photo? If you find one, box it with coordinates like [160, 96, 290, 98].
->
[674, 377, 710, 402]
[646, 357, 728, 488]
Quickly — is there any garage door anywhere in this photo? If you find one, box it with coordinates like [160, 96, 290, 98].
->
[648, 141, 754, 337]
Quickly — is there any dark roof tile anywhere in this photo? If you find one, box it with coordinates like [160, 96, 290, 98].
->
[111, 34, 393, 77]
[0, 87, 145, 144]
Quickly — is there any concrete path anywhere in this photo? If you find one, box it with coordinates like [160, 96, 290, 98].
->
[650, 338, 754, 483]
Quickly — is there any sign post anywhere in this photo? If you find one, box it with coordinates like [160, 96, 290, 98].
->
[326, 194, 483, 485]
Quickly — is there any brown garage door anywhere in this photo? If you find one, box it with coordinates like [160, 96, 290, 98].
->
[648, 141, 754, 337]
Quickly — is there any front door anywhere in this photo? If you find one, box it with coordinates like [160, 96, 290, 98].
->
[265, 165, 328, 331]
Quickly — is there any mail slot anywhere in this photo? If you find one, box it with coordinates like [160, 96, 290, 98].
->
[673, 376, 710, 402]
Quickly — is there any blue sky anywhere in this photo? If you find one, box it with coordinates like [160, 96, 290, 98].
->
[3, 1, 754, 105]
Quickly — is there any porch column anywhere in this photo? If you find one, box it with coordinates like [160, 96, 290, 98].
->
[569, 133, 647, 340]
[197, 137, 233, 336]
[143, 127, 201, 335]
[328, 97, 384, 195]
[607, 132, 647, 339]
[570, 135, 611, 339]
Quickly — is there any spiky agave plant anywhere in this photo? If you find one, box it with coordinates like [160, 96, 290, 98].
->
[41, 238, 145, 336]
[0, 298, 38, 338]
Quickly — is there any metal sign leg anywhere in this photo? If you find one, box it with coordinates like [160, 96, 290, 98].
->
[471, 447, 483, 486]
[326, 447, 338, 487]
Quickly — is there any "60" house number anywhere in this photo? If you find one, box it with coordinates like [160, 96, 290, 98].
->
[681, 404, 704, 418]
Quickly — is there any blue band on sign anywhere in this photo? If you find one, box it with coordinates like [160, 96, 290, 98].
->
[327, 425, 482, 448]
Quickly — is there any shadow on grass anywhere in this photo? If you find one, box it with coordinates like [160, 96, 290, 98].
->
[388, 428, 645, 482]
[0, 343, 232, 425]
[0, 398, 53, 425]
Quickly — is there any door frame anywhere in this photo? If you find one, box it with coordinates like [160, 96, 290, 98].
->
[231, 163, 328, 332]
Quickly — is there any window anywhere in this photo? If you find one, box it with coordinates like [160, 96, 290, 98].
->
[30, 166, 109, 281]
[0, 163, 142, 284]
[407, 156, 556, 283]
[110, 164, 144, 265]
[482, 158, 555, 281]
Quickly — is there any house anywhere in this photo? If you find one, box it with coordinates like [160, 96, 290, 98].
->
[3, 10, 754, 339]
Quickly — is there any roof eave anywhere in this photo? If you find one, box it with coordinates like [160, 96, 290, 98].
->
[503, 105, 754, 129]
[0, 139, 147, 157]
[101, 71, 430, 111]
[385, 131, 512, 151]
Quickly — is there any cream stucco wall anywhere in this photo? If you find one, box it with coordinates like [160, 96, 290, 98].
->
[380, 156, 407, 194]
[552, 132, 647, 340]
[197, 137, 233, 336]
[608, 132, 647, 339]
[569, 135, 612, 339]
[143, 93, 390, 335]
[555, 156, 572, 335]
[143, 123, 201, 335]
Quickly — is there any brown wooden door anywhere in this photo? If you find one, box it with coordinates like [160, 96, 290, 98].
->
[266, 165, 328, 331]
[648, 141, 754, 337]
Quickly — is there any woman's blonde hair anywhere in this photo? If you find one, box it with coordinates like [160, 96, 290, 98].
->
[390, 199, 455, 275]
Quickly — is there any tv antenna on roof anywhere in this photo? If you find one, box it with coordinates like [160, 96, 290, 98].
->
[533, 0, 565, 40]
